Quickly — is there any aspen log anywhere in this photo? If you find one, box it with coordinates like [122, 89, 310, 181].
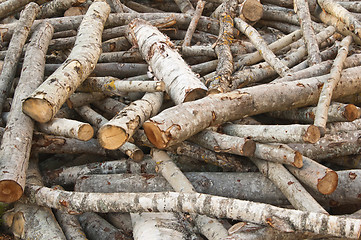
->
[143, 66, 361, 149]
[0, 3, 39, 118]
[0, 22, 53, 203]
[22, 1, 110, 123]
[25, 186, 361, 239]
[126, 18, 207, 105]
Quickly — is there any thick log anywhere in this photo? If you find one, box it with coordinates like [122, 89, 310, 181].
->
[126, 18, 207, 105]
[0, 22, 53, 203]
[25, 186, 361, 239]
[0, 3, 39, 118]
[143, 66, 361, 149]
[22, 1, 110, 123]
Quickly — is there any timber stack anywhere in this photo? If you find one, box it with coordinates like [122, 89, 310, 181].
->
[0, 0, 360, 239]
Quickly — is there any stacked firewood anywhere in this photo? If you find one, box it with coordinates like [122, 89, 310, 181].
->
[0, 0, 360, 239]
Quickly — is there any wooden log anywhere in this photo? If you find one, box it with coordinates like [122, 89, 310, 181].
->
[106, 213, 133, 238]
[25, 186, 361, 239]
[78, 212, 131, 240]
[0, 22, 53, 203]
[143, 66, 361, 149]
[22, 1, 110, 123]
[326, 118, 361, 134]
[182, 0, 205, 48]
[314, 35, 353, 134]
[37, 0, 86, 18]
[126, 18, 207, 105]
[222, 123, 320, 144]
[294, 0, 322, 66]
[238, 0, 263, 23]
[97, 50, 144, 63]
[0, 3, 39, 119]
[257, 20, 300, 34]
[269, 102, 360, 123]
[79, 76, 165, 94]
[98, 92, 163, 149]
[75, 172, 289, 206]
[66, 92, 107, 109]
[188, 129, 256, 157]
[173, 0, 194, 14]
[234, 17, 289, 77]
[36, 118, 94, 141]
[338, 1, 361, 13]
[75, 105, 108, 132]
[251, 157, 327, 213]
[91, 97, 127, 117]
[0, 0, 34, 20]
[152, 149, 229, 240]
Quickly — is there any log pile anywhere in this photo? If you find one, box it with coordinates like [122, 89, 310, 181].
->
[0, 0, 361, 239]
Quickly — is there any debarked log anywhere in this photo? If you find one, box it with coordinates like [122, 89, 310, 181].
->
[126, 18, 207, 105]
[22, 1, 111, 123]
[143, 66, 361, 149]
[24, 186, 361, 239]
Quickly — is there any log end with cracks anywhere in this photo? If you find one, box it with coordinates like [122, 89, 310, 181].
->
[97, 125, 127, 150]
[22, 98, 53, 123]
[0, 180, 23, 203]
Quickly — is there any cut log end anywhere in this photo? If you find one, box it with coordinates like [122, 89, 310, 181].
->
[0, 180, 23, 203]
[98, 125, 127, 150]
[302, 125, 321, 143]
[293, 151, 303, 168]
[143, 121, 168, 149]
[22, 98, 53, 123]
[344, 104, 360, 122]
[78, 124, 94, 141]
[317, 170, 338, 195]
[128, 149, 144, 162]
[241, 0, 263, 22]
[183, 89, 207, 103]
[242, 139, 256, 157]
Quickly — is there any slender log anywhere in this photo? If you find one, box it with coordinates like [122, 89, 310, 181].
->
[37, 0, 86, 18]
[78, 212, 131, 240]
[251, 158, 327, 213]
[0, 0, 35, 20]
[106, 213, 133, 238]
[143, 66, 361, 149]
[22, 1, 110, 123]
[326, 118, 361, 134]
[173, 0, 194, 14]
[126, 18, 207, 105]
[222, 123, 320, 144]
[98, 50, 144, 63]
[101, 36, 131, 52]
[238, 0, 263, 23]
[338, 1, 361, 13]
[75, 172, 289, 206]
[270, 102, 360, 123]
[257, 20, 300, 34]
[294, 0, 322, 66]
[0, 22, 53, 203]
[75, 105, 108, 131]
[25, 186, 361, 239]
[286, 153, 338, 195]
[182, 0, 205, 48]
[91, 97, 127, 117]
[254, 143, 303, 168]
[124, 1, 164, 13]
[36, 118, 94, 141]
[318, 0, 361, 38]
[262, 4, 300, 26]
[52, 186, 87, 240]
[0, 3, 39, 119]
[208, 0, 236, 94]
[79, 77, 165, 94]
[314, 35, 353, 134]
[152, 149, 229, 240]
[234, 17, 289, 77]
[288, 130, 361, 160]
[98, 92, 163, 149]
[107, 0, 126, 13]
[66, 92, 107, 109]
[119, 141, 144, 162]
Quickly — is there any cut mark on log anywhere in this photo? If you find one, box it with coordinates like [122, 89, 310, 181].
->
[0, 180, 22, 203]
[318, 170, 338, 195]
[97, 125, 127, 150]
[22, 98, 53, 123]
[302, 125, 320, 143]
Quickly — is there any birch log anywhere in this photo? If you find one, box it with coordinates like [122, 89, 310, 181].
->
[143, 66, 361, 149]
[22, 1, 110, 123]
[37, 0, 86, 19]
[126, 18, 207, 105]
[0, 0, 35, 20]
[25, 186, 361, 239]
[0, 3, 39, 118]
[0, 23, 53, 203]
[152, 149, 229, 240]
[98, 92, 163, 149]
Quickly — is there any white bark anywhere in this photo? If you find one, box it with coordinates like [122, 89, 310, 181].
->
[22, 1, 110, 123]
